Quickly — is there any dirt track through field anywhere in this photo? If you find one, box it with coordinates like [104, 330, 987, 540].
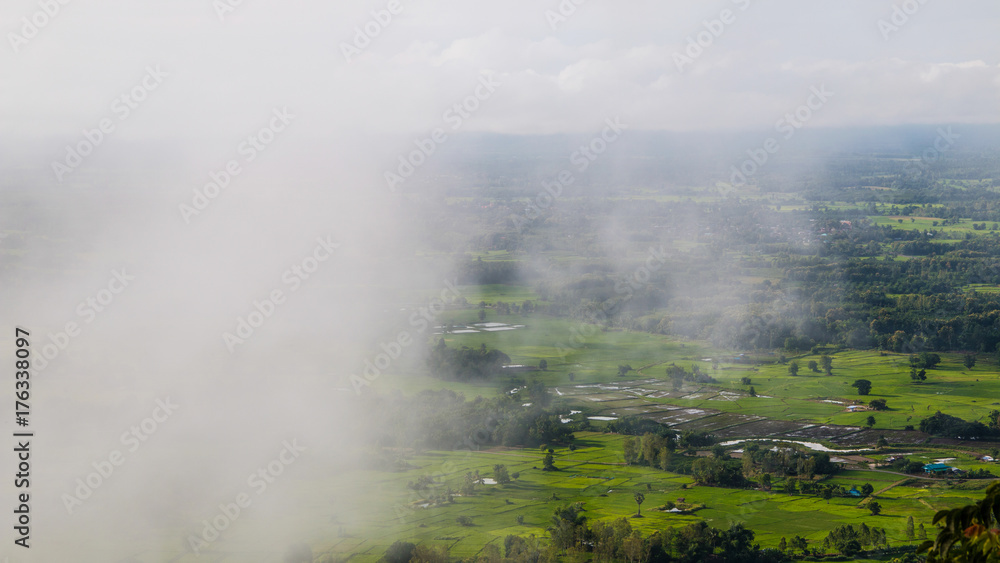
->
[858, 479, 910, 506]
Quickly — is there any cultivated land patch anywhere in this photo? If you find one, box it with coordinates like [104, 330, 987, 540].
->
[713, 419, 811, 438]
[783, 425, 863, 441]
[596, 405, 680, 417]
[672, 412, 764, 432]
[313, 432, 1000, 562]
[356, 308, 1000, 560]
[833, 429, 931, 447]
[648, 408, 720, 426]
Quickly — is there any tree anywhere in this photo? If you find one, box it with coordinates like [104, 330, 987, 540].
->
[964, 354, 977, 370]
[633, 492, 645, 517]
[740, 376, 752, 385]
[617, 364, 632, 376]
[784, 478, 798, 495]
[748, 386, 757, 397]
[640, 433, 665, 465]
[918, 523, 926, 539]
[790, 535, 808, 554]
[868, 501, 882, 516]
[822, 486, 834, 503]
[759, 473, 772, 491]
[861, 483, 874, 497]
[876, 435, 889, 449]
[481, 544, 501, 563]
[384, 541, 417, 563]
[808, 360, 819, 372]
[493, 464, 511, 485]
[869, 399, 888, 411]
[911, 352, 941, 369]
[457, 515, 474, 526]
[622, 436, 639, 465]
[920, 481, 1000, 561]
[821, 355, 833, 374]
[910, 367, 928, 383]
[852, 379, 873, 395]
[462, 472, 477, 496]
[539, 359, 548, 371]
[543, 452, 556, 471]
[778, 537, 787, 552]
[905, 515, 915, 539]
[866, 415, 876, 428]
[788, 362, 799, 376]
[622, 531, 646, 562]
[548, 503, 587, 551]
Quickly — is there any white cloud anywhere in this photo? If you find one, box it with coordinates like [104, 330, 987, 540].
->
[1, 0, 998, 141]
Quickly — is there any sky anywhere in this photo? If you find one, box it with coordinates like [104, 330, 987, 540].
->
[1, 0, 998, 147]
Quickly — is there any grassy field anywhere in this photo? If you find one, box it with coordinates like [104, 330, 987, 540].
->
[313, 432, 990, 562]
[379, 309, 1000, 433]
[352, 294, 1000, 561]
[869, 215, 1000, 242]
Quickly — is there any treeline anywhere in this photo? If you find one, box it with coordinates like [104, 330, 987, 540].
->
[455, 258, 528, 285]
[547, 504, 785, 563]
[427, 342, 512, 380]
[440, 173, 1000, 357]
[618, 433, 840, 489]
[919, 411, 998, 440]
[363, 386, 577, 451]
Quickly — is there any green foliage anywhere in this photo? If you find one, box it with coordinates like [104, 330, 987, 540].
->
[825, 523, 888, 555]
[692, 456, 749, 488]
[542, 452, 555, 471]
[426, 341, 511, 380]
[382, 541, 416, 563]
[551, 513, 783, 563]
[821, 355, 834, 374]
[920, 411, 994, 439]
[548, 502, 587, 550]
[921, 481, 1000, 562]
[964, 354, 977, 370]
[608, 415, 675, 438]
[852, 378, 873, 395]
[911, 352, 942, 369]
[493, 464, 511, 485]
[783, 478, 798, 495]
